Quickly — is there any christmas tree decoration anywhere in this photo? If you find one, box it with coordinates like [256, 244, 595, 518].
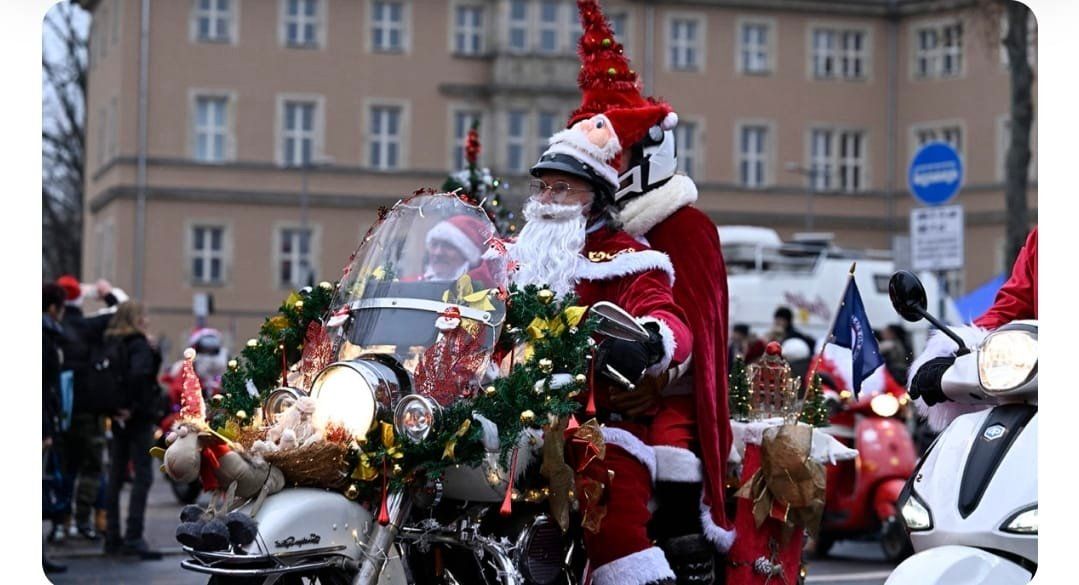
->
[179, 348, 206, 421]
[799, 374, 830, 427]
[441, 120, 518, 235]
[728, 356, 751, 422]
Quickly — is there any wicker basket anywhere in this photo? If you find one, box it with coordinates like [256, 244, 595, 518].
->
[262, 441, 351, 490]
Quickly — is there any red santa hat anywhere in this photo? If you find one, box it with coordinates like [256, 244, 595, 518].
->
[425, 215, 487, 266]
[57, 274, 82, 302]
[538, 1, 677, 188]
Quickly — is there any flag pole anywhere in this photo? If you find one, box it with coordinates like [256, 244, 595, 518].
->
[806, 262, 857, 393]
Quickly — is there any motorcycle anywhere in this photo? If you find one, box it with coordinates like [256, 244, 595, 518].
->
[884, 271, 1037, 585]
[178, 193, 592, 585]
[811, 357, 917, 562]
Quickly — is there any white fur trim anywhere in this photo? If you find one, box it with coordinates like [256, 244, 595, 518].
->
[618, 174, 699, 236]
[700, 502, 737, 553]
[638, 316, 677, 376]
[472, 412, 501, 451]
[471, 412, 543, 479]
[426, 221, 481, 265]
[601, 426, 657, 483]
[542, 142, 620, 189]
[109, 287, 130, 304]
[591, 546, 675, 585]
[575, 249, 675, 286]
[552, 115, 622, 160]
[661, 112, 679, 130]
[653, 445, 702, 482]
[908, 325, 991, 432]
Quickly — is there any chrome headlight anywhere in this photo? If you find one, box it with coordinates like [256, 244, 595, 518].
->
[870, 393, 900, 418]
[1002, 505, 1038, 534]
[901, 493, 933, 531]
[394, 394, 440, 443]
[978, 329, 1038, 392]
[309, 362, 379, 438]
[263, 387, 306, 425]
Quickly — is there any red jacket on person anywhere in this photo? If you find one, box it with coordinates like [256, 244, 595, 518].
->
[974, 227, 1037, 330]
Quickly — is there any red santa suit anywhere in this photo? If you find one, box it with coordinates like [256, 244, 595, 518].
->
[909, 226, 1038, 431]
[559, 224, 693, 585]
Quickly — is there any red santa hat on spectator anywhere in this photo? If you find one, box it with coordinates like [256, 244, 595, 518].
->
[57, 274, 83, 302]
[540, 1, 677, 191]
[425, 215, 487, 266]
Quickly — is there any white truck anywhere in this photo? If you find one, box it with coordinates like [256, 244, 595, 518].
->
[720, 226, 962, 355]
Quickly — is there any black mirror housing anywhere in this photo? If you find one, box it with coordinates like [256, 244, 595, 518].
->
[889, 271, 928, 323]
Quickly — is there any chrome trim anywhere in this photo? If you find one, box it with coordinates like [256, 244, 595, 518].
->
[349, 298, 502, 327]
[263, 386, 308, 424]
[394, 394, 443, 443]
[180, 557, 339, 577]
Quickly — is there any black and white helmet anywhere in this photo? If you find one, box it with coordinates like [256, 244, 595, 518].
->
[614, 124, 679, 204]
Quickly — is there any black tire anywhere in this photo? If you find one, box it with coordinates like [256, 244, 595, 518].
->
[812, 534, 836, 559]
[207, 568, 351, 585]
[171, 479, 202, 505]
[881, 516, 914, 563]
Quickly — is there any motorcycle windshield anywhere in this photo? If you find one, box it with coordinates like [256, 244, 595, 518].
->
[332, 193, 507, 403]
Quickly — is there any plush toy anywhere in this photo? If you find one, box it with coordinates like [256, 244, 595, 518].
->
[251, 396, 323, 459]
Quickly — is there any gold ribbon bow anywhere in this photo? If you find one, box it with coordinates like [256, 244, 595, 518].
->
[380, 421, 404, 460]
[441, 419, 473, 461]
[734, 423, 827, 543]
[352, 452, 379, 482]
[442, 275, 495, 312]
[525, 306, 588, 341]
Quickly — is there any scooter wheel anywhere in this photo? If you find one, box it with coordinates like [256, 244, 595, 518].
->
[880, 516, 914, 562]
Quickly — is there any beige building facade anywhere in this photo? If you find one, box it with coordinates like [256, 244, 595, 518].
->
[78, 0, 1037, 357]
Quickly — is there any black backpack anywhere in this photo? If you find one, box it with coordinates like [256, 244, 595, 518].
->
[83, 337, 130, 415]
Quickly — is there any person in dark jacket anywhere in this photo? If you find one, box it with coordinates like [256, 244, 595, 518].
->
[42, 283, 68, 574]
[55, 275, 124, 542]
[101, 301, 164, 560]
[772, 306, 817, 354]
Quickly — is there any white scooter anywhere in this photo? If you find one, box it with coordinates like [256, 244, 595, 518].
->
[884, 271, 1036, 585]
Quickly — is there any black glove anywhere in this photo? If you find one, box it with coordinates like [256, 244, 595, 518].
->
[597, 322, 666, 385]
[909, 356, 955, 406]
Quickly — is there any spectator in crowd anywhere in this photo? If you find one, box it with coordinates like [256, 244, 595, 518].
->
[879, 324, 914, 385]
[53, 275, 126, 543]
[729, 323, 766, 364]
[102, 301, 164, 560]
[771, 306, 817, 355]
[42, 283, 68, 574]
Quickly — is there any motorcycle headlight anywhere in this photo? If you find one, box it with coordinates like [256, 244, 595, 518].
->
[309, 362, 379, 438]
[263, 387, 306, 425]
[394, 395, 440, 443]
[901, 493, 933, 531]
[870, 393, 900, 418]
[978, 330, 1038, 393]
[1002, 506, 1038, 534]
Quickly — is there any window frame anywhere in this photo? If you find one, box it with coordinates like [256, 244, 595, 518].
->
[736, 16, 775, 76]
[186, 221, 231, 286]
[279, 0, 326, 49]
[190, 90, 237, 163]
[276, 95, 325, 167]
[505, 0, 530, 54]
[910, 119, 966, 162]
[366, 99, 409, 171]
[448, 107, 483, 171]
[666, 12, 706, 72]
[190, 0, 239, 45]
[911, 17, 965, 80]
[535, 109, 559, 161]
[675, 118, 704, 179]
[735, 121, 774, 189]
[808, 22, 871, 81]
[369, 0, 411, 54]
[536, 0, 563, 55]
[451, 1, 486, 56]
[274, 223, 321, 290]
[504, 109, 528, 173]
[807, 126, 869, 193]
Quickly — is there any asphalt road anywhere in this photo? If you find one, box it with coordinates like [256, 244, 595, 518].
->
[43, 479, 897, 585]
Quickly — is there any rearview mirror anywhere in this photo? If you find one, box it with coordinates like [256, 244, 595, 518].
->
[889, 271, 928, 323]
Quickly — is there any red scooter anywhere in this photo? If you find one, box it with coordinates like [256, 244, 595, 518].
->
[811, 354, 917, 562]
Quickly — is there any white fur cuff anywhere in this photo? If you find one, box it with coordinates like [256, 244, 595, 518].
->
[638, 316, 677, 376]
[601, 427, 657, 483]
[700, 503, 737, 552]
[908, 325, 991, 432]
[591, 546, 675, 585]
[653, 445, 702, 482]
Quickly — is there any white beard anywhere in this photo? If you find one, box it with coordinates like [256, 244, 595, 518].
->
[508, 200, 587, 299]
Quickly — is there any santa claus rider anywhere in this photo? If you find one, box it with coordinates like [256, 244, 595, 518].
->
[559, 2, 736, 582]
[507, 109, 693, 584]
[907, 226, 1038, 431]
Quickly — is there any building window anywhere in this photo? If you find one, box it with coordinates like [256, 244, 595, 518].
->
[915, 21, 963, 79]
[191, 225, 226, 285]
[669, 17, 701, 71]
[536, 110, 558, 160]
[194, 95, 228, 162]
[506, 110, 527, 173]
[283, 0, 321, 48]
[914, 124, 963, 154]
[676, 121, 699, 178]
[372, 1, 406, 53]
[282, 100, 316, 166]
[537, 0, 560, 54]
[810, 128, 866, 193]
[452, 110, 482, 170]
[278, 227, 315, 288]
[813, 28, 866, 80]
[370, 105, 403, 170]
[454, 4, 485, 55]
[194, 0, 232, 43]
[739, 125, 768, 188]
[507, 0, 528, 52]
[740, 21, 770, 74]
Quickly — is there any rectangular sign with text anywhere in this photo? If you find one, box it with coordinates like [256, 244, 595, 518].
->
[910, 205, 964, 271]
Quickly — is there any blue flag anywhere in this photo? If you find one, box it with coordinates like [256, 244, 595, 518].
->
[829, 279, 884, 396]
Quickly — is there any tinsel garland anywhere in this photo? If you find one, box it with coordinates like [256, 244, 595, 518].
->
[216, 283, 336, 426]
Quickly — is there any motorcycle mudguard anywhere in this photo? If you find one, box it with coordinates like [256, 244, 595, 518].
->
[884, 545, 1032, 585]
[241, 488, 373, 560]
[873, 478, 906, 521]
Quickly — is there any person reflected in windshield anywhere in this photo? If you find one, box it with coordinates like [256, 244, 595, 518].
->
[423, 215, 487, 281]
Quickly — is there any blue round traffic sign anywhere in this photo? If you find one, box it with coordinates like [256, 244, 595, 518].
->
[908, 142, 963, 206]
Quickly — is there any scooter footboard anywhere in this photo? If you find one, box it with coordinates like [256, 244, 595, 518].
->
[885, 545, 1032, 585]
